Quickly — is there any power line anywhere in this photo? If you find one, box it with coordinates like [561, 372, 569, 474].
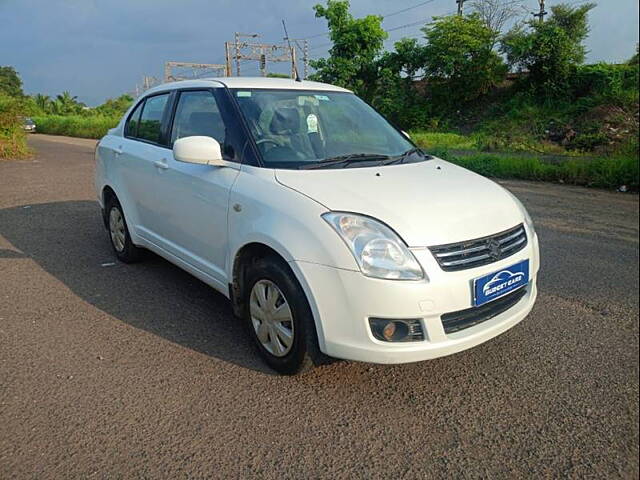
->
[381, 0, 439, 18]
[295, 0, 448, 42]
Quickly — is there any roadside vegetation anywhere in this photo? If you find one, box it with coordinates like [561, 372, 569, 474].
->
[31, 115, 118, 139]
[0, 67, 31, 159]
[1, 0, 638, 188]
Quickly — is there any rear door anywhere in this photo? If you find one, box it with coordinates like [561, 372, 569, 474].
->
[118, 92, 172, 242]
[151, 88, 244, 287]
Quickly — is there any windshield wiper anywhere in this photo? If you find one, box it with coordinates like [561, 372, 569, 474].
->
[380, 148, 430, 166]
[299, 153, 391, 170]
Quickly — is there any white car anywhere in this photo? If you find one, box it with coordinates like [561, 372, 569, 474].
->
[95, 77, 539, 375]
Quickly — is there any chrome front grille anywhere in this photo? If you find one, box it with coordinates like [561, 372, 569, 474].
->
[429, 224, 528, 272]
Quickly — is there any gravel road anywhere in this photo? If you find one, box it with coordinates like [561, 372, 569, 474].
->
[1, 134, 638, 478]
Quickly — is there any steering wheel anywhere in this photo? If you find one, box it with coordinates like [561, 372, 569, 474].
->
[255, 138, 282, 148]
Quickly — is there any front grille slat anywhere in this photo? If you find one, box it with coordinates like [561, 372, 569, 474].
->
[441, 286, 528, 334]
[500, 236, 526, 252]
[498, 227, 525, 244]
[441, 253, 491, 267]
[436, 244, 488, 258]
[429, 224, 528, 272]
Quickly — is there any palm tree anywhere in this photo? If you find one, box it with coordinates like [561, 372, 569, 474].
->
[55, 91, 81, 115]
[33, 93, 51, 113]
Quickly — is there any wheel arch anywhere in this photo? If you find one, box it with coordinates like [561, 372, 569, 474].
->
[229, 240, 327, 352]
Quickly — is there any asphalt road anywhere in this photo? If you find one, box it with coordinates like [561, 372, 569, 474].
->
[1, 134, 638, 478]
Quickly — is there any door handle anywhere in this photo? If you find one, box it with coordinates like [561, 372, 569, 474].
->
[154, 160, 169, 170]
[114, 146, 123, 155]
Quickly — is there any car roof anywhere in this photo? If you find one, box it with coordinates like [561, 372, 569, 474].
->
[143, 77, 352, 96]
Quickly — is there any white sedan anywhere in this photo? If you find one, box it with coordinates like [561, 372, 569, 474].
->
[95, 77, 539, 374]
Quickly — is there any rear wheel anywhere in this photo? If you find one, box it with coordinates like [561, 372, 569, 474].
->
[106, 196, 143, 263]
[243, 256, 321, 375]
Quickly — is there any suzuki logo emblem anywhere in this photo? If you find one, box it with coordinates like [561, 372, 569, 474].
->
[487, 239, 501, 259]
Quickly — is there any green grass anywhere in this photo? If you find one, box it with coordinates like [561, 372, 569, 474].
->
[410, 129, 589, 156]
[430, 148, 639, 190]
[32, 115, 119, 139]
[409, 131, 477, 150]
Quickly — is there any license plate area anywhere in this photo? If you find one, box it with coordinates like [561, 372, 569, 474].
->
[473, 259, 529, 307]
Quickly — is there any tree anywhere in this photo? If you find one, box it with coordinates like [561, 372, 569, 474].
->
[501, 3, 596, 96]
[0, 66, 24, 97]
[309, 0, 387, 101]
[33, 93, 51, 113]
[94, 94, 134, 117]
[50, 91, 83, 115]
[421, 14, 506, 105]
[470, 0, 526, 39]
[374, 38, 430, 128]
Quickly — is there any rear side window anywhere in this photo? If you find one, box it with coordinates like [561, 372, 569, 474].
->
[170, 90, 226, 145]
[125, 101, 144, 137]
[137, 94, 170, 144]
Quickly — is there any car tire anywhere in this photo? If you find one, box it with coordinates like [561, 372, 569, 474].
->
[105, 196, 144, 263]
[243, 255, 323, 375]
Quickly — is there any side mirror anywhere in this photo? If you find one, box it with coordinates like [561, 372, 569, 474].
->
[173, 136, 225, 166]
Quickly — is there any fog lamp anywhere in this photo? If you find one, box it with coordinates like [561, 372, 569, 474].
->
[369, 318, 424, 342]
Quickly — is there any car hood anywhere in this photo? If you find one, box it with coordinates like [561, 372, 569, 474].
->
[275, 159, 524, 247]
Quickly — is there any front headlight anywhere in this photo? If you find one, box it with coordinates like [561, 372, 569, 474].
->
[322, 212, 424, 280]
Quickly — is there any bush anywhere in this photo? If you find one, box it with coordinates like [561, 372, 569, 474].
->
[0, 94, 30, 159]
[572, 63, 640, 99]
[32, 115, 119, 139]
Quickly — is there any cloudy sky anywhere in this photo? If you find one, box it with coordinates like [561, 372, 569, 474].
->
[2, 0, 638, 106]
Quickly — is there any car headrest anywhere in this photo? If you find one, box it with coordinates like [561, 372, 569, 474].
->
[270, 108, 300, 135]
[188, 111, 224, 139]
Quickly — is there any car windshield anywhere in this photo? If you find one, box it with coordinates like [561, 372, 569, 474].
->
[232, 89, 421, 169]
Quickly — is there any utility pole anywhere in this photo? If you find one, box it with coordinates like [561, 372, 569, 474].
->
[290, 46, 297, 79]
[234, 32, 240, 76]
[533, 0, 547, 22]
[456, 0, 465, 16]
[229, 34, 296, 78]
[233, 32, 260, 76]
[224, 42, 232, 77]
[303, 40, 309, 80]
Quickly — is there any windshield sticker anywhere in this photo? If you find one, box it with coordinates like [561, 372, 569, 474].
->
[236, 91, 252, 97]
[314, 95, 330, 101]
[306, 114, 319, 133]
[298, 95, 319, 106]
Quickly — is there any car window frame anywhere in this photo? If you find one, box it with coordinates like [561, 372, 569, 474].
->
[165, 87, 260, 166]
[124, 100, 144, 138]
[124, 90, 174, 149]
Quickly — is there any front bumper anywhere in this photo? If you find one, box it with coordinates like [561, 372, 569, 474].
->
[292, 231, 540, 364]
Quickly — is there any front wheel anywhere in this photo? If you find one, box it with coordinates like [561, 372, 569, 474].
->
[243, 257, 322, 375]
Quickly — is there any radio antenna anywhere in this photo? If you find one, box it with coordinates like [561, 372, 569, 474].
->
[282, 19, 302, 82]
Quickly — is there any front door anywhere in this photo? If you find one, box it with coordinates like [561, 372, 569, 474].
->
[152, 88, 241, 287]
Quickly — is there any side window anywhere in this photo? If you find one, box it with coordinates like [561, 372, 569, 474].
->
[137, 94, 170, 144]
[125, 100, 144, 138]
[170, 91, 226, 148]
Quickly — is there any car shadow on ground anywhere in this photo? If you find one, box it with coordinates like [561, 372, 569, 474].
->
[0, 200, 274, 374]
